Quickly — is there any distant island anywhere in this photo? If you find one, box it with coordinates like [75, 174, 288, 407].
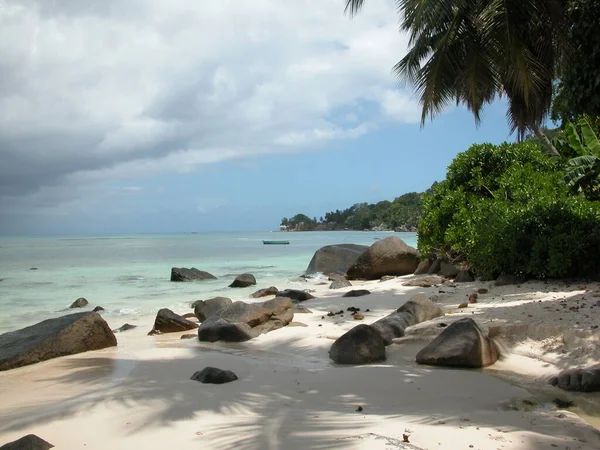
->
[279, 189, 433, 232]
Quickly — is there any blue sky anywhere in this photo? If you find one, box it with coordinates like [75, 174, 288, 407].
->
[0, 0, 515, 235]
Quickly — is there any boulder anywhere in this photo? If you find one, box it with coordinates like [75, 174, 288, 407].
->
[416, 318, 498, 368]
[495, 273, 525, 286]
[198, 297, 294, 342]
[549, 364, 600, 392]
[92, 306, 105, 312]
[193, 297, 233, 322]
[343, 289, 371, 298]
[428, 259, 442, 275]
[330, 278, 352, 289]
[306, 244, 368, 275]
[275, 289, 315, 303]
[112, 323, 137, 333]
[150, 308, 199, 334]
[414, 259, 431, 275]
[329, 324, 386, 365]
[171, 267, 217, 282]
[371, 294, 444, 345]
[440, 261, 460, 278]
[346, 236, 420, 280]
[454, 270, 474, 282]
[191, 367, 238, 384]
[229, 273, 256, 288]
[0, 312, 117, 371]
[0, 434, 54, 450]
[403, 275, 446, 287]
[251, 286, 279, 298]
[70, 297, 88, 308]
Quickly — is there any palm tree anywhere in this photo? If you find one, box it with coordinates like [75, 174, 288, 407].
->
[344, 0, 567, 155]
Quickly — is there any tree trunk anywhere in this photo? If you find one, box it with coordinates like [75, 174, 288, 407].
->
[533, 125, 561, 157]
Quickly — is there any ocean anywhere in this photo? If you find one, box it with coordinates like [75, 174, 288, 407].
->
[0, 231, 418, 334]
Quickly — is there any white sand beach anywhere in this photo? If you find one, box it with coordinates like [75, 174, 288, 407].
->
[1, 276, 600, 449]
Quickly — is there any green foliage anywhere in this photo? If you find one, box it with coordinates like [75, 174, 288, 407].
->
[418, 141, 600, 278]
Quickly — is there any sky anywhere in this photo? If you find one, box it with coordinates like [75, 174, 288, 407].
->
[0, 0, 515, 235]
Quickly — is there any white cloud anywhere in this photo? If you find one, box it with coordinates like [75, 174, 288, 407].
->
[0, 0, 417, 228]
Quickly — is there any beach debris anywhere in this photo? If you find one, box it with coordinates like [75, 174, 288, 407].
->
[553, 398, 574, 408]
[353, 313, 365, 320]
[477, 288, 489, 294]
[29, 267, 38, 270]
[69, 297, 89, 308]
[113, 323, 137, 333]
[180, 333, 196, 339]
[355, 405, 363, 412]
[251, 286, 279, 298]
[402, 433, 410, 443]
[458, 303, 469, 309]
[416, 318, 498, 368]
[92, 305, 105, 312]
[343, 289, 371, 298]
[347, 307, 361, 312]
[365, 309, 371, 312]
[191, 367, 238, 384]
[149, 308, 199, 335]
[171, 267, 217, 282]
[0, 434, 54, 450]
[228, 273, 256, 288]
[468, 293, 478, 303]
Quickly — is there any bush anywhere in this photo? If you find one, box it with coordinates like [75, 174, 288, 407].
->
[418, 141, 600, 279]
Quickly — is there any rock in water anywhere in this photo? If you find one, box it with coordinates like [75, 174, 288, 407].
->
[343, 289, 371, 298]
[190, 367, 238, 384]
[0, 312, 117, 371]
[228, 273, 257, 288]
[371, 294, 443, 345]
[251, 286, 279, 298]
[0, 434, 54, 450]
[192, 297, 233, 322]
[346, 236, 420, 280]
[69, 297, 88, 308]
[150, 308, 199, 334]
[92, 306, 105, 312]
[171, 267, 217, 282]
[112, 323, 137, 333]
[416, 318, 498, 368]
[329, 325, 386, 364]
[275, 289, 315, 303]
[550, 364, 600, 392]
[305, 244, 368, 275]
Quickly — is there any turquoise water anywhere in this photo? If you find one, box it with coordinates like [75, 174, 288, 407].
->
[0, 231, 417, 333]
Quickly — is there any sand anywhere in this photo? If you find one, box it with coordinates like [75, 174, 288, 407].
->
[1, 276, 600, 449]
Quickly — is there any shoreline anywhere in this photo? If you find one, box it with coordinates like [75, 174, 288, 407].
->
[1, 275, 600, 449]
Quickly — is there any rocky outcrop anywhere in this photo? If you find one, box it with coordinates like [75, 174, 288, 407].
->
[306, 244, 368, 275]
[550, 365, 600, 392]
[228, 273, 256, 288]
[0, 312, 117, 371]
[439, 261, 460, 278]
[198, 297, 294, 342]
[0, 434, 54, 450]
[191, 367, 238, 384]
[171, 267, 217, 282]
[403, 275, 446, 287]
[275, 289, 315, 303]
[150, 308, 199, 334]
[371, 294, 443, 345]
[414, 259, 431, 275]
[416, 318, 498, 368]
[69, 297, 88, 308]
[251, 286, 279, 298]
[346, 236, 420, 280]
[329, 324, 386, 365]
[343, 289, 371, 298]
[454, 270, 474, 282]
[193, 297, 233, 322]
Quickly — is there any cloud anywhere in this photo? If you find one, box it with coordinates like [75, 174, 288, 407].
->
[0, 0, 417, 230]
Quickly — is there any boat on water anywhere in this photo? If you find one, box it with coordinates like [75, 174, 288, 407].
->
[263, 240, 290, 245]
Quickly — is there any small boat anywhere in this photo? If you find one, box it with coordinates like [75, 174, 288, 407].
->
[263, 240, 290, 245]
